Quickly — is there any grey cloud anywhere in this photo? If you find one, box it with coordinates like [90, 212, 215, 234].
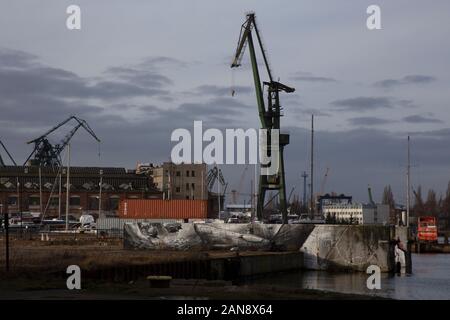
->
[330, 97, 415, 112]
[192, 85, 253, 97]
[90, 81, 168, 99]
[282, 126, 450, 202]
[403, 115, 443, 124]
[0, 48, 173, 103]
[139, 56, 188, 69]
[290, 71, 337, 83]
[411, 128, 450, 139]
[291, 107, 331, 117]
[348, 117, 395, 126]
[0, 47, 38, 69]
[136, 97, 252, 128]
[0, 48, 174, 127]
[374, 75, 436, 88]
[105, 66, 173, 88]
[330, 97, 394, 111]
[175, 97, 250, 120]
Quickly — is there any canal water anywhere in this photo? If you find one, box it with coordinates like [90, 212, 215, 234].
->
[246, 254, 450, 300]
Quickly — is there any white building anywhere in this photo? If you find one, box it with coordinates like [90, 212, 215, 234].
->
[226, 204, 252, 213]
[322, 203, 389, 225]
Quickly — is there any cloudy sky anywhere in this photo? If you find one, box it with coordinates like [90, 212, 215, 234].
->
[1, 0, 449, 204]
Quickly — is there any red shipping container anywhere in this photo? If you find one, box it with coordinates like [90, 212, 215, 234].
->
[118, 199, 208, 219]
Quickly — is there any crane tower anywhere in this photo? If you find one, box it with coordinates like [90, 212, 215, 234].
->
[231, 13, 295, 223]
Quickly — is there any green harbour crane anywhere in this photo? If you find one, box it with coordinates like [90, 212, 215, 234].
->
[231, 12, 294, 223]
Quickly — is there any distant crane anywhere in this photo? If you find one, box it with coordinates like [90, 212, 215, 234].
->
[301, 171, 308, 209]
[319, 167, 330, 196]
[206, 166, 228, 196]
[367, 185, 376, 207]
[24, 116, 101, 167]
[231, 164, 249, 204]
[287, 186, 296, 204]
[231, 12, 295, 223]
[0, 140, 17, 166]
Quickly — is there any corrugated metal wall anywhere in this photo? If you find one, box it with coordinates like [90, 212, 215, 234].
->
[118, 199, 208, 219]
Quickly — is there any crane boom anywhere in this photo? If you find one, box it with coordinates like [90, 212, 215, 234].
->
[24, 115, 101, 167]
[233, 164, 249, 203]
[231, 14, 268, 128]
[55, 118, 100, 155]
[0, 140, 17, 166]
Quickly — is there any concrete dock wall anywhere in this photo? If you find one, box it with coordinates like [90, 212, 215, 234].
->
[238, 252, 303, 277]
[124, 222, 410, 273]
[300, 225, 392, 272]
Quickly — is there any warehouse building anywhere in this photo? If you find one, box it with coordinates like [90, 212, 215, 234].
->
[0, 166, 162, 218]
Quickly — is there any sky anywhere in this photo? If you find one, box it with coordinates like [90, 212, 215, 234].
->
[1, 0, 450, 204]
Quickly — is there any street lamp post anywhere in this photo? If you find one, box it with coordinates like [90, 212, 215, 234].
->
[98, 169, 103, 218]
[17, 178, 22, 237]
[1, 203, 9, 272]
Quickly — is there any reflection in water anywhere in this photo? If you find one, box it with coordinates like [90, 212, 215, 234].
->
[246, 254, 450, 300]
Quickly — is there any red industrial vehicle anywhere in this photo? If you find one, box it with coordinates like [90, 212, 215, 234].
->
[418, 216, 438, 242]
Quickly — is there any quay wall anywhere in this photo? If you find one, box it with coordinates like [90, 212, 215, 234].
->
[123, 222, 410, 273]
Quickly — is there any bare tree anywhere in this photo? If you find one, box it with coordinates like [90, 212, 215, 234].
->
[382, 185, 396, 223]
[424, 189, 438, 217]
[413, 185, 425, 216]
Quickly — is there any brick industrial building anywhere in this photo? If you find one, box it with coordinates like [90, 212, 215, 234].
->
[137, 162, 208, 200]
[0, 166, 162, 218]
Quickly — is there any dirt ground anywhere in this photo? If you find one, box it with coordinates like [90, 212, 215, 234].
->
[0, 236, 293, 276]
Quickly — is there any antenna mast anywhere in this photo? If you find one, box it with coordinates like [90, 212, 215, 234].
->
[406, 135, 410, 227]
[310, 114, 314, 217]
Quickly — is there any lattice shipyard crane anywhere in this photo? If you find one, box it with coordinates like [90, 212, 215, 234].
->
[231, 164, 250, 204]
[206, 166, 228, 196]
[24, 116, 101, 167]
[231, 13, 295, 223]
[319, 168, 330, 196]
[0, 140, 17, 166]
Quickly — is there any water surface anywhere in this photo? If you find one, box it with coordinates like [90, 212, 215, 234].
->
[246, 254, 450, 300]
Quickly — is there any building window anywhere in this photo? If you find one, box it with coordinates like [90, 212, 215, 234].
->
[29, 196, 40, 206]
[191, 170, 195, 177]
[69, 196, 81, 206]
[176, 187, 181, 193]
[186, 170, 190, 177]
[49, 196, 59, 207]
[191, 183, 195, 190]
[176, 171, 180, 177]
[109, 196, 120, 210]
[88, 196, 99, 210]
[7, 196, 18, 206]
[186, 183, 189, 190]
